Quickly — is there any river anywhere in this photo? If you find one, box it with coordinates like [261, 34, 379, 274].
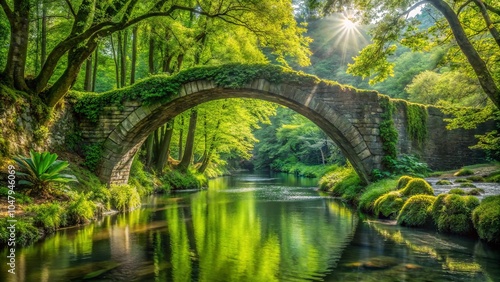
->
[1, 172, 499, 281]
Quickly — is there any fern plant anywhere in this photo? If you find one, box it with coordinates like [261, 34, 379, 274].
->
[14, 150, 77, 197]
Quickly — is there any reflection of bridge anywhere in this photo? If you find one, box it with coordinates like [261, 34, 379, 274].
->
[74, 64, 492, 184]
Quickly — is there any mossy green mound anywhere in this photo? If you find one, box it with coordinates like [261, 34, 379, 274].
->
[466, 175, 485, 182]
[448, 188, 465, 195]
[359, 178, 398, 213]
[400, 178, 434, 197]
[374, 191, 404, 219]
[467, 188, 484, 196]
[460, 183, 476, 188]
[431, 194, 479, 234]
[472, 195, 500, 244]
[109, 184, 141, 212]
[436, 179, 452, 185]
[397, 175, 413, 189]
[397, 195, 436, 227]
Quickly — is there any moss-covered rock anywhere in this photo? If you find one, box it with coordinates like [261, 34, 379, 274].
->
[448, 188, 465, 195]
[399, 178, 434, 197]
[454, 178, 472, 183]
[472, 195, 500, 244]
[466, 175, 485, 182]
[397, 195, 435, 227]
[435, 179, 452, 185]
[397, 175, 413, 189]
[431, 194, 480, 235]
[460, 183, 476, 188]
[466, 188, 485, 196]
[374, 191, 405, 219]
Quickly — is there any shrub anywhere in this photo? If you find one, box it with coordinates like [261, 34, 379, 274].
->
[435, 179, 452, 185]
[454, 168, 474, 176]
[129, 157, 155, 196]
[0, 218, 40, 246]
[472, 195, 500, 244]
[89, 185, 111, 210]
[0, 186, 33, 204]
[449, 188, 465, 195]
[432, 194, 479, 234]
[397, 195, 435, 227]
[67, 192, 96, 224]
[359, 178, 398, 213]
[27, 203, 67, 233]
[82, 144, 102, 172]
[397, 175, 413, 189]
[109, 184, 141, 212]
[399, 178, 434, 197]
[374, 191, 404, 219]
[162, 169, 207, 190]
[14, 150, 77, 197]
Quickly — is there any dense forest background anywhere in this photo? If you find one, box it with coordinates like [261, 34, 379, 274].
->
[0, 0, 498, 176]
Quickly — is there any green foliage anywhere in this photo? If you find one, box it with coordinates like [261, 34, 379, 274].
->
[129, 157, 155, 196]
[396, 175, 413, 189]
[449, 188, 465, 195]
[472, 195, 500, 244]
[0, 186, 32, 204]
[373, 191, 404, 219]
[14, 150, 78, 196]
[72, 64, 347, 123]
[109, 184, 141, 212]
[431, 194, 480, 235]
[436, 179, 452, 185]
[406, 103, 428, 146]
[359, 178, 398, 213]
[82, 144, 102, 172]
[454, 168, 474, 176]
[0, 218, 40, 246]
[27, 203, 67, 233]
[378, 96, 398, 172]
[397, 195, 435, 227]
[67, 192, 96, 225]
[392, 155, 431, 177]
[399, 178, 434, 197]
[161, 169, 207, 190]
[319, 166, 363, 201]
[33, 125, 49, 143]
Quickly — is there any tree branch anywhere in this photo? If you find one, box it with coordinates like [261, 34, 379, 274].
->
[472, 0, 500, 48]
[0, 0, 13, 20]
[64, 0, 76, 18]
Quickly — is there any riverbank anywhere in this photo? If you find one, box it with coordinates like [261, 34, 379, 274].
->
[319, 163, 500, 245]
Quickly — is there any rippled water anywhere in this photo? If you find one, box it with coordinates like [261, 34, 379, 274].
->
[1, 172, 499, 282]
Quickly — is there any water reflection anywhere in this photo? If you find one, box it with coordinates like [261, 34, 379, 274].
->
[0, 173, 357, 281]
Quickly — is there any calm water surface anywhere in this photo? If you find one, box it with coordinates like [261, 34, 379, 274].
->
[1, 172, 499, 281]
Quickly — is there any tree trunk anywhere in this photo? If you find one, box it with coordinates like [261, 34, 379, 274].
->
[145, 134, 154, 167]
[91, 45, 98, 92]
[110, 34, 120, 88]
[120, 30, 127, 87]
[430, 0, 500, 109]
[148, 30, 155, 74]
[41, 2, 47, 66]
[84, 56, 92, 91]
[178, 109, 198, 171]
[178, 115, 184, 160]
[156, 119, 175, 173]
[3, 0, 30, 91]
[130, 25, 138, 84]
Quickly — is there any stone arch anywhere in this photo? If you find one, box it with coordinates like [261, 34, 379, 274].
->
[97, 79, 376, 184]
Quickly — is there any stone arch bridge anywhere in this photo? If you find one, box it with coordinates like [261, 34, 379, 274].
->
[73, 64, 491, 184]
